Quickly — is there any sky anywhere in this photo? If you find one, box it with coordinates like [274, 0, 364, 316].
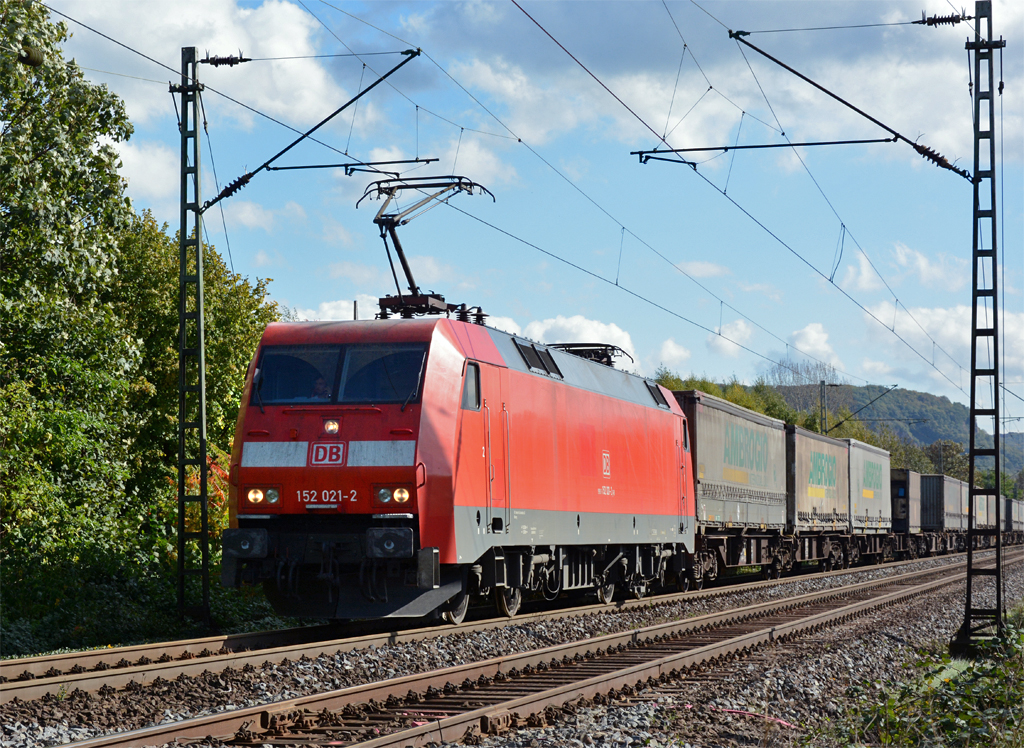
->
[47, 0, 1024, 430]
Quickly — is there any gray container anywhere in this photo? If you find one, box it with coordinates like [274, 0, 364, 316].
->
[1014, 499, 1024, 532]
[786, 425, 850, 533]
[890, 469, 921, 535]
[921, 475, 964, 531]
[846, 439, 891, 534]
[674, 390, 787, 530]
[1003, 496, 1014, 533]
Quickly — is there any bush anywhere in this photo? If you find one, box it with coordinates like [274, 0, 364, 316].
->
[819, 616, 1024, 747]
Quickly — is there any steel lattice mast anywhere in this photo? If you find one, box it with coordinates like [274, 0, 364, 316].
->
[171, 47, 211, 624]
[952, 0, 1005, 654]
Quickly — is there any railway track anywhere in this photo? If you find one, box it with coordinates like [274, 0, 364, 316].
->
[57, 551, 1023, 748]
[0, 551, 986, 704]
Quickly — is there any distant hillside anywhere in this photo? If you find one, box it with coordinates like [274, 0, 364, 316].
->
[776, 384, 1023, 475]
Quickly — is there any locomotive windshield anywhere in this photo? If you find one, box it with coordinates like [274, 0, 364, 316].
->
[252, 343, 428, 405]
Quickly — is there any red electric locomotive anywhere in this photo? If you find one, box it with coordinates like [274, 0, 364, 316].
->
[222, 318, 696, 622]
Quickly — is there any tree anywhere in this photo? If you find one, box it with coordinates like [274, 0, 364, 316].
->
[1, 0, 138, 563]
[926, 440, 971, 483]
[763, 357, 851, 414]
[0, 5, 284, 653]
[113, 212, 282, 506]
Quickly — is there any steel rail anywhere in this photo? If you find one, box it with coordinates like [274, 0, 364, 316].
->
[59, 553, 1021, 748]
[0, 549, 995, 702]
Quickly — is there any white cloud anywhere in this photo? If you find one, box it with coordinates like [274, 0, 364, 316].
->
[865, 302, 1024, 398]
[892, 242, 968, 291]
[225, 200, 275, 231]
[486, 316, 521, 336]
[862, 358, 893, 377]
[738, 282, 783, 303]
[67, 0, 345, 129]
[442, 136, 517, 186]
[523, 315, 636, 361]
[840, 253, 884, 293]
[707, 319, 753, 358]
[789, 323, 843, 368]
[295, 294, 379, 321]
[223, 200, 308, 232]
[677, 260, 730, 278]
[329, 261, 385, 286]
[659, 338, 691, 367]
[117, 140, 178, 202]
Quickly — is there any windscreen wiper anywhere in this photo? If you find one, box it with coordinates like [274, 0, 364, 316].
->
[253, 368, 265, 414]
[401, 353, 428, 412]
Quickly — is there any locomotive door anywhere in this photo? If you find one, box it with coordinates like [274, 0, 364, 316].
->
[481, 364, 510, 534]
[677, 417, 690, 537]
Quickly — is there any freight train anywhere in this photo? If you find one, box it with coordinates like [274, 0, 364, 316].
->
[221, 318, 1024, 622]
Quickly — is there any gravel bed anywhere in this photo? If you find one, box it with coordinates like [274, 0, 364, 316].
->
[0, 553, 1008, 748]
[442, 560, 1024, 748]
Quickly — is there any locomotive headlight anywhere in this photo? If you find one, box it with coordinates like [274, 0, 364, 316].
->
[377, 488, 393, 503]
[265, 488, 280, 504]
[323, 419, 339, 434]
[393, 488, 410, 503]
[247, 488, 264, 503]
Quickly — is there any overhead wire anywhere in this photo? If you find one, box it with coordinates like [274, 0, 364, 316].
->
[444, 202, 817, 381]
[197, 91, 235, 274]
[41, 2, 403, 179]
[511, 0, 969, 395]
[319, 0, 872, 386]
[729, 29, 968, 378]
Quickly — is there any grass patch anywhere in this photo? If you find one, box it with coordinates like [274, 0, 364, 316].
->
[811, 605, 1024, 747]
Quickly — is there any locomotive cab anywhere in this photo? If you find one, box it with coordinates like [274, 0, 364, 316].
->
[222, 320, 462, 618]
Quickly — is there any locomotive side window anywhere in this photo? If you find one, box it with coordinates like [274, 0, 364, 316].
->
[252, 345, 341, 404]
[461, 362, 480, 411]
[337, 344, 428, 404]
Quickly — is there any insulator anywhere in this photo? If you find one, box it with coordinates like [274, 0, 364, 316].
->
[201, 53, 251, 67]
[916, 12, 968, 27]
[18, 46, 43, 67]
[220, 172, 252, 200]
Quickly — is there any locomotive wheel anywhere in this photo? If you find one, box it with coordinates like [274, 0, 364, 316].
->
[596, 581, 616, 604]
[441, 588, 469, 625]
[494, 586, 522, 618]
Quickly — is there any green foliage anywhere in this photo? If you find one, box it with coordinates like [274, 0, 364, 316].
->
[0, 5, 284, 654]
[875, 426, 936, 473]
[819, 619, 1024, 747]
[927, 440, 971, 483]
[113, 212, 281, 500]
[1, 0, 141, 632]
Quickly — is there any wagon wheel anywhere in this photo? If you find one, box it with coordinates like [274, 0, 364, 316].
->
[690, 568, 705, 591]
[494, 586, 522, 618]
[676, 573, 691, 593]
[441, 587, 469, 625]
[596, 580, 616, 605]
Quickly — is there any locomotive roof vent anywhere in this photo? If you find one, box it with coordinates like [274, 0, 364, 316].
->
[514, 339, 563, 379]
[549, 343, 634, 369]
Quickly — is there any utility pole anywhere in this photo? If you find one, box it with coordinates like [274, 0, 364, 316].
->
[171, 47, 210, 624]
[820, 380, 828, 434]
[952, 0, 1005, 655]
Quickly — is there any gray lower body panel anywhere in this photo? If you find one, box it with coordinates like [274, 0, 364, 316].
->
[452, 505, 693, 563]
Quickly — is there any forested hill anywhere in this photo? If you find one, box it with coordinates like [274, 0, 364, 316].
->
[778, 384, 1023, 474]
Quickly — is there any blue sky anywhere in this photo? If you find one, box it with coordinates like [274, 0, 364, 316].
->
[52, 0, 1023, 427]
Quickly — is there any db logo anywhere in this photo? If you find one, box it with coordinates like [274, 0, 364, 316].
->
[602, 450, 611, 478]
[311, 443, 345, 465]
